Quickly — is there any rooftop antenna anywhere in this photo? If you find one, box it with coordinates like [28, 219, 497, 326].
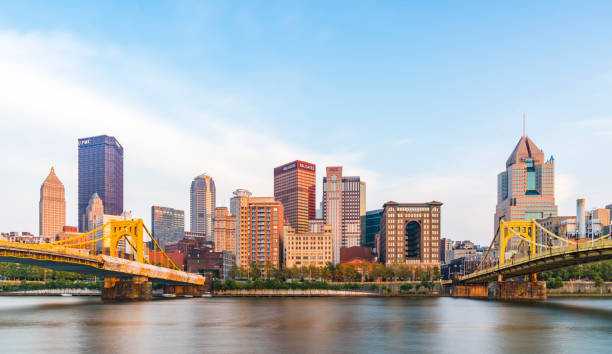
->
[523, 112, 526, 137]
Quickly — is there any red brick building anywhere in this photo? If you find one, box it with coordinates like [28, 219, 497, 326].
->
[274, 160, 316, 234]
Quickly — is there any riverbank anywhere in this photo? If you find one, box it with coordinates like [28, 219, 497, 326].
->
[0, 288, 101, 296]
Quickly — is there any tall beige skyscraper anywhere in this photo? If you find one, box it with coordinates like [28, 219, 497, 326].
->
[39, 167, 66, 236]
[190, 174, 216, 242]
[322, 166, 363, 263]
[230, 189, 252, 267]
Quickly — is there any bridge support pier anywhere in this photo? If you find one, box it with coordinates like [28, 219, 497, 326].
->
[490, 281, 546, 300]
[163, 284, 205, 297]
[453, 281, 546, 300]
[102, 276, 152, 301]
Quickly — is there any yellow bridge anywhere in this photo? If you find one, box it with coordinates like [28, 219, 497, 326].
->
[0, 219, 206, 300]
[455, 220, 612, 300]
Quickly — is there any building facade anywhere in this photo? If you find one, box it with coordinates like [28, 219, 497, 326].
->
[364, 209, 383, 250]
[273, 160, 316, 234]
[322, 166, 363, 263]
[494, 135, 557, 237]
[93, 211, 133, 255]
[440, 237, 453, 264]
[213, 207, 236, 254]
[284, 224, 333, 268]
[151, 206, 185, 251]
[190, 174, 216, 241]
[39, 167, 66, 237]
[379, 201, 442, 266]
[83, 193, 104, 232]
[78, 135, 123, 232]
[230, 189, 252, 268]
[246, 197, 284, 268]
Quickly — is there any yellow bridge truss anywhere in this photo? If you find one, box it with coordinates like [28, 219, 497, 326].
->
[0, 219, 180, 270]
[471, 219, 611, 281]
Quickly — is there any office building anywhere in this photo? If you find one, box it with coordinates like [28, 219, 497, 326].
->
[83, 193, 104, 232]
[213, 207, 236, 254]
[322, 166, 363, 263]
[78, 135, 123, 232]
[440, 237, 453, 264]
[190, 174, 216, 241]
[151, 206, 185, 251]
[379, 201, 442, 266]
[39, 167, 66, 237]
[359, 181, 367, 246]
[308, 218, 326, 233]
[284, 224, 333, 268]
[494, 135, 557, 241]
[274, 160, 316, 234]
[364, 209, 383, 250]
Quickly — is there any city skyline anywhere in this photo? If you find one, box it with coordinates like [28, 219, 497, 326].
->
[2, 2, 612, 244]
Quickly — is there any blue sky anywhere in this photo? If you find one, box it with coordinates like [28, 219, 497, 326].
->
[1, 1, 611, 244]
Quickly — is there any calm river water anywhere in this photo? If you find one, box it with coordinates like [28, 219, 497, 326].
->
[0, 296, 611, 353]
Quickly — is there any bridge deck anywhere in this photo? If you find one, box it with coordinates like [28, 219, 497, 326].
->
[0, 243, 205, 286]
[462, 240, 612, 283]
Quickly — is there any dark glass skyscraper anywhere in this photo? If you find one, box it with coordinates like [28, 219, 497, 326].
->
[78, 135, 124, 231]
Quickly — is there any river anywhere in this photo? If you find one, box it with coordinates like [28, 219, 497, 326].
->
[0, 296, 611, 353]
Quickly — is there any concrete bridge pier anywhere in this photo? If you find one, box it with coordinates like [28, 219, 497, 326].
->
[453, 281, 546, 300]
[489, 281, 546, 300]
[163, 284, 205, 297]
[102, 276, 152, 301]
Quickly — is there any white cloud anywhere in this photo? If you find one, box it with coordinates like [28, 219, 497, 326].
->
[0, 29, 570, 247]
[0, 30, 367, 232]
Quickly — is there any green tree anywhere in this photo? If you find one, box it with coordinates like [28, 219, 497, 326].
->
[248, 262, 261, 280]
[228, 264, 241, 279]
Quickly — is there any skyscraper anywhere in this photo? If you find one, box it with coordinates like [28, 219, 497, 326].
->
[364, 209, 383, 250]
[322, 166, 363, 263]
[78, 135, 123, 232]
[84, 193, 104, 232]
[151, 206, 185, 251]
[39, 167, 66, 236]
[190, 174, 216, 241]
[494, 135, 557, 234]
[273, 160, 316, 234]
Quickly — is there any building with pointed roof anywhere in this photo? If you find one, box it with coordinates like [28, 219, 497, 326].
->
[494, 135, 557, 236]
[84, 193, 104, 232]
[39, 167, 66, 236]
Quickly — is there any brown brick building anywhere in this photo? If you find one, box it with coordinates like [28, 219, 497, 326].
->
[379, 201, 442, 266]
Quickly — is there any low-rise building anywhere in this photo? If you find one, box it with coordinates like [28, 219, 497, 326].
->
[284, 224, 333, 268]
[340, 246, 374, 264]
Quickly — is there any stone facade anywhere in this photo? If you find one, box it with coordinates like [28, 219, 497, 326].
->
[379, 201, 442, 267]
[39, 167, 65, 237]
[284, 224, 333, 267]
